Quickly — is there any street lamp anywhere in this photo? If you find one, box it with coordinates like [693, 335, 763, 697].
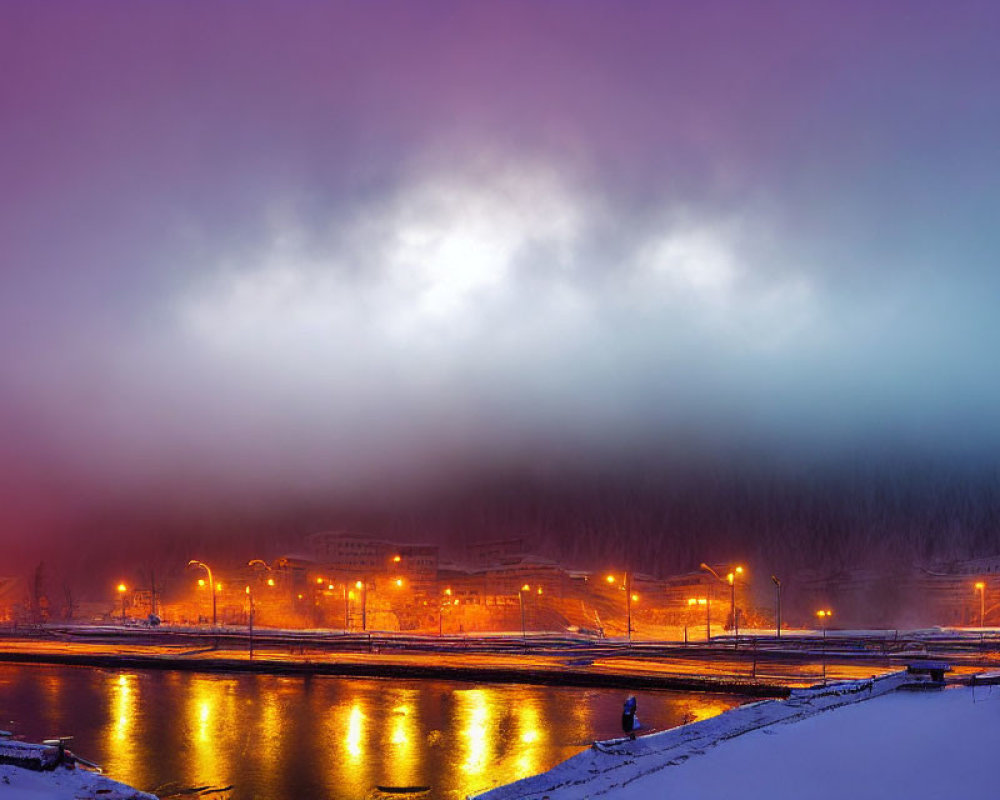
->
[248, 560, 277, 626]
[727, 566, 744, 642]
[355, 580, 367, 631]
[245, 585, 255, 660]
[975, 582, 985, 628]
[700, 563, 744, 647]
[816, 609, 833, 683]
[816, 609, 833, 634]
[771, 575, 782, 639]
[117, 583, 127, 624]
[440, 588, 453, 636]
[248, 559, 276, 584]
[606, 573, 634, 643]
[187, 560, 217, 628]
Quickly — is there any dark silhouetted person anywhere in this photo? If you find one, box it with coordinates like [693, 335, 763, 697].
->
[621, 695, 638, 739]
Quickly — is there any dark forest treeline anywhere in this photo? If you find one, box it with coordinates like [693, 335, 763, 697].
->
[374, 459, 1000, 578]
[18, 456, 1000, 600]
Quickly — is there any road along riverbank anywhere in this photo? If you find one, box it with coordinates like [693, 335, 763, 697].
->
[0, 628, 920, 694]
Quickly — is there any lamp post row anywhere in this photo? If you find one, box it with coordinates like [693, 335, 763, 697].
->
[187, 560, 217, 628]
[123, 562, 993, 637]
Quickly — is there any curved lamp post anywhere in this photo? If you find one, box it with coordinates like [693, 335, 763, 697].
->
[248, 559, 277, 626]
[701, 563, 744, 647]
[187, 560, 217, 628]
[248, 559, 276, 586]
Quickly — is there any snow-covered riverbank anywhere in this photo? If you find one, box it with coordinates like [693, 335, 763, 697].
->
[608, 682, 999, 800]
[476, 672, 1000, 799]
[0, 763, 156, 799]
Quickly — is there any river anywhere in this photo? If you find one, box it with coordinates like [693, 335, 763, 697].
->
[0, 663, 743, 799]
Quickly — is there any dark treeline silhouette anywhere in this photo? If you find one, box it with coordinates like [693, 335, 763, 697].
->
[372, 458, 1000, 578]
[18, 453, 999, 607]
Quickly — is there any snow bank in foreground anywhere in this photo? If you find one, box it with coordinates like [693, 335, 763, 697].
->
[0, 764, 156, 800]
[609, 683, 1000, 800]
[474, 672, 908, 799]
[476, 674, 1000, 800]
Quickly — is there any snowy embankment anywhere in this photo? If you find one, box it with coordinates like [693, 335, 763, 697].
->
[0, 763, 156, 799]
[600, 681, 1000, 800]
[473, 671, 909, 800]
[0, 740, 155, 799]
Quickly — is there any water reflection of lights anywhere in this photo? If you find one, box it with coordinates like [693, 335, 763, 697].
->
[518, 699, 541, 744]
[199, 702, 210, 733]
[570, 690, 593, 741]
[321, 691, 374, 797]
[346, 705, 364, 759]
[187, 677, 238, 789]
[391, 706, 409, 745]
[115, 675, 133, 741]
[681, 696, 736, 724]
[456, 689, 493, 775]
[103, 673, 139, 782]
[514, 696, 543, 778]
[258, 684, 285, 777]
[41, 673, 63, 717]
[1, 667, 753, 800]
[385, 691, 420, 787]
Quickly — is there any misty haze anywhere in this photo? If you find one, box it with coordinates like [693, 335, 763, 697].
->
[2, 3, 1000, 800]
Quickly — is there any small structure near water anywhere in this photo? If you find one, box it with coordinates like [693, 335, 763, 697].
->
[0, 731, 154, 800]
[0, 736, 67, 771]
[903, 661, 951, 688]
[0, 731, 102, 773]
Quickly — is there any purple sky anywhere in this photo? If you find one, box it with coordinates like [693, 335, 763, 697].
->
[3, 2, 1000, 545]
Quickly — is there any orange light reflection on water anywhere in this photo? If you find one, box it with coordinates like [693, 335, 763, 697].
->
[321, 690, 374, 797]
[383, 689, 420, 788]
[103, 673, 139, 782]
[186, 676, 238, 790]
[257, 680, 286, 781]
[676, 694, 738, 724]
[41, 671, 63, 718]
[456, 688, 495, 776]
[0, 664, 747, 799]
[513, 695, 544, 779]
[346, 704, 364, 759]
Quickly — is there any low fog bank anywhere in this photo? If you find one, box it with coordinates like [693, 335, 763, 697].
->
[9, 452, 998, 624]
